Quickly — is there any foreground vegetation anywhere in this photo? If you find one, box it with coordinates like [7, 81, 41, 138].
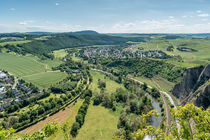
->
[1, 104, 209, 140]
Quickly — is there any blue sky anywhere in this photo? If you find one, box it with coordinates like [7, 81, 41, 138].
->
[0, 0, 210, 33]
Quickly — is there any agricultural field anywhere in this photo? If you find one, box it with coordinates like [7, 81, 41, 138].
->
[20, 100, 83, 135]
[53, 49, 68, 58]
[75, 104, 119, 140]
[0, 53, 67, 88]
[22, 71, 68, 89]
[136, 39, 210, 67]
[0, 40, 31, 46]
[135, 76, 175, 93]
[47, 100, 84, 140]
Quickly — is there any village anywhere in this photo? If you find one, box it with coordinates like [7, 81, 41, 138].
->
[0, 70, 38, 112]
[82, 45, 169, 59]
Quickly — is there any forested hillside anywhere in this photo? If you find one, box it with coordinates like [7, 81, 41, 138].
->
[0, 33, 146, 58]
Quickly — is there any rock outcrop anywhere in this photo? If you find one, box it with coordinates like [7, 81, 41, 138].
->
[172, 64, 210, 108]
[194, 84, 210, 109]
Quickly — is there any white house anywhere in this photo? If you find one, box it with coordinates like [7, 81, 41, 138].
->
[0, 71, 7, 79]
[0, 87, 6, 93]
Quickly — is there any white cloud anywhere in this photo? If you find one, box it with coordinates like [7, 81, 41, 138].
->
[10, 8, 15, 11]
[1, 18, 210, 33]
[19, 22, 27, 25]
[198, 14, 209, 17]
[196, 10, 202, 13]
[182, 15, 187, 18]
[55, 2, 60, 6]
[169, 16, 174, 19]
[19, 20, 35, 25]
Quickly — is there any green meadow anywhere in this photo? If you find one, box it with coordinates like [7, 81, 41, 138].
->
[0, 53, 67, 88]
[89, 70, 126, 93]
[75, 104, 119, 140]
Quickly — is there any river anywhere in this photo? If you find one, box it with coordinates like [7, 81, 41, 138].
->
[146, 93, 162, 128]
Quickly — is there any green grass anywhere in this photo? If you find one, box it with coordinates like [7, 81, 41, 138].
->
[53, 49, 68, 58]
[22, 72, 68, 89]
[135, 76, 174, 93]
[75, 104, 119, 140]
[71, 53, 82, 62]
[0, 53, 67, 88]
[0, 40, 31, 46]
[90, 70, 125, 93]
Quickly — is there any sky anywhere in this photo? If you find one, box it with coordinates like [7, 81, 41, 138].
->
[0, 0, 210, 33]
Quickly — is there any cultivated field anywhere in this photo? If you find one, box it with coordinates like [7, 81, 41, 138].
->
[0, 40, 31, 46]
[22, 71, 67, 89]
[136, 39, 210, 67]
[53, 49, 68, 58]
[0, 53, 67, 88]
[48, 100, 83, 140]
[19, 100, 83, 135]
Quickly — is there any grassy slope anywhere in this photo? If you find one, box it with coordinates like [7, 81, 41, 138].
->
[0, 53, 67, 88]
[75, 104, 119, 140]
[135, 76, 174, 93]
[89, 70, 126, 93]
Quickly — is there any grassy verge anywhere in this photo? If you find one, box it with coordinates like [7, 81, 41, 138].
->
[74, 104, 119, 140]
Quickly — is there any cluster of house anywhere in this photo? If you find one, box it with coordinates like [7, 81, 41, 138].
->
[0, 71, 8, 98]
[0, 82, 36, 111]
[0, 71, 35, 112]
[82, 46, 169, 59]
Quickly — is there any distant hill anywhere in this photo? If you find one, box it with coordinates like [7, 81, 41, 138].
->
[1, 33, 145, 58]
[73, 30, 99, 35]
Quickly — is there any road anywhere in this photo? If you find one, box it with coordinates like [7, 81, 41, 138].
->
[8, 72, 18, 89]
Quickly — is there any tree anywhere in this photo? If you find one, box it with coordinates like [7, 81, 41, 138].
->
[38, 106, 45, 115]
[76, 114, 84, 127]
[142, 83, 147, 91]
[116, 104, 210, 140]
[70, 122, 80, 137]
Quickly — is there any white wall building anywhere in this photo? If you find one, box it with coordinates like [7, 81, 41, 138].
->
[0, 71, 7, 79]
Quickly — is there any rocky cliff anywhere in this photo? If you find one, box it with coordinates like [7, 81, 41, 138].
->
[172, 64, 210, 108]
[194, 84, 210, 109]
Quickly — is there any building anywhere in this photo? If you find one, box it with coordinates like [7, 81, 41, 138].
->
[0, 87, 6, 93]
[0, 71, 7, 79]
